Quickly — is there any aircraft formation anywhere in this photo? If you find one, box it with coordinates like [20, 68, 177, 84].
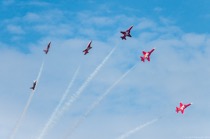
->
[30, 25, 191, 114]
[80, 25, 192, 114]
[22, 24, 192, 139]
[31, 25, 192, 113]
[29, 42, 51, 91]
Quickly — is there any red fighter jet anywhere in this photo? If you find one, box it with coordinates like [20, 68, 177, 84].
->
[120, 25, 133, 40]
[140, 48, 155, 62]
[30, 80, 37, 90]
[176, 102, 192, 114]
[43, 42, 51, 54]
[83, 41, 92, 55]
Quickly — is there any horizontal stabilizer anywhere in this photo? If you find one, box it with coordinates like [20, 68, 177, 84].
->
[121, 36, 126, 40]
[140, 57, 145, 62]
[181, 110, 184, 114]
[176, 107, 179, 113]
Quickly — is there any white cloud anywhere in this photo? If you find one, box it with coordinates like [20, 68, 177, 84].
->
[19, 1, 51, 7]
[181, 33, 207, 48]
[24, 13, 41, 22]
[6, 24, 25, 34]
[77, 12, 116, 27]
[159, 16, 175, 25]
[154, 7, 163, 13]
[135, 18, 157, 30]
[1, 9, 210, 139]
[34, 24, 73, 36]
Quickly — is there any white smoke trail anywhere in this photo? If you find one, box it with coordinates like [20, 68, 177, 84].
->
[37, 47, 116, 139]
[117, 119, 158, 139]
[9, 60, 45, 139]
[37, 66, 80, 139]
[64, 63, 138, 139]
[36, 60, 45, 83]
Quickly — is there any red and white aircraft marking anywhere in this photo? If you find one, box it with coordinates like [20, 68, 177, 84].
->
[43, 42, 51, 54]
[120, 25, 133, 40]
[83, 41, 92, 55]
[176, 102, 192, 114]
[140, 48, 155, 62]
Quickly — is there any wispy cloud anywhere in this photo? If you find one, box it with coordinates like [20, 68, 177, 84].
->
[135, 18, 157, 30]
[1, 0, 15, 5]
[23, 13, 41, 22]
[181, 33, 206, 48]
[1, 2, 210, 139]
[77, 12, 117, 27]
[6, 24, 25, 34]
[154, 7, 163, 13]
[19, 1, 51, 7]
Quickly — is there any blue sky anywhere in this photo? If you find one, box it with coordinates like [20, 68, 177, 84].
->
[1, 0, 210, 139]
[1, 0, 210, 49]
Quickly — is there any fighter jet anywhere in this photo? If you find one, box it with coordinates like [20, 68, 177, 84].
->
[140, 48, 155, 62]
[176, 102, 192, 114]
[120, 25, 133, 40]
[30, 80, 37, 90]
[83, 41, 92, 55]
[43, 42, 51, 54]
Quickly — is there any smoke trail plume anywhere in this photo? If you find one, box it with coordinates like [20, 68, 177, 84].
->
[64, 63, 138, 139]
[36, 60, 45, 83]
[9, 60, 45, 139]
[37, 66, 80, 139]
[117, 119, 158, 139]
[37, 47, 116, 139]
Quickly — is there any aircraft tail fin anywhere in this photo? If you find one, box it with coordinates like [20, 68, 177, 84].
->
[176, 107, 179, 113]
[121, 36, 126, 40]
[176, 107, 184, 114]
[140, 57, 145, 62]
[84, 51, 88, 55]
[43, 49, 48, 54]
